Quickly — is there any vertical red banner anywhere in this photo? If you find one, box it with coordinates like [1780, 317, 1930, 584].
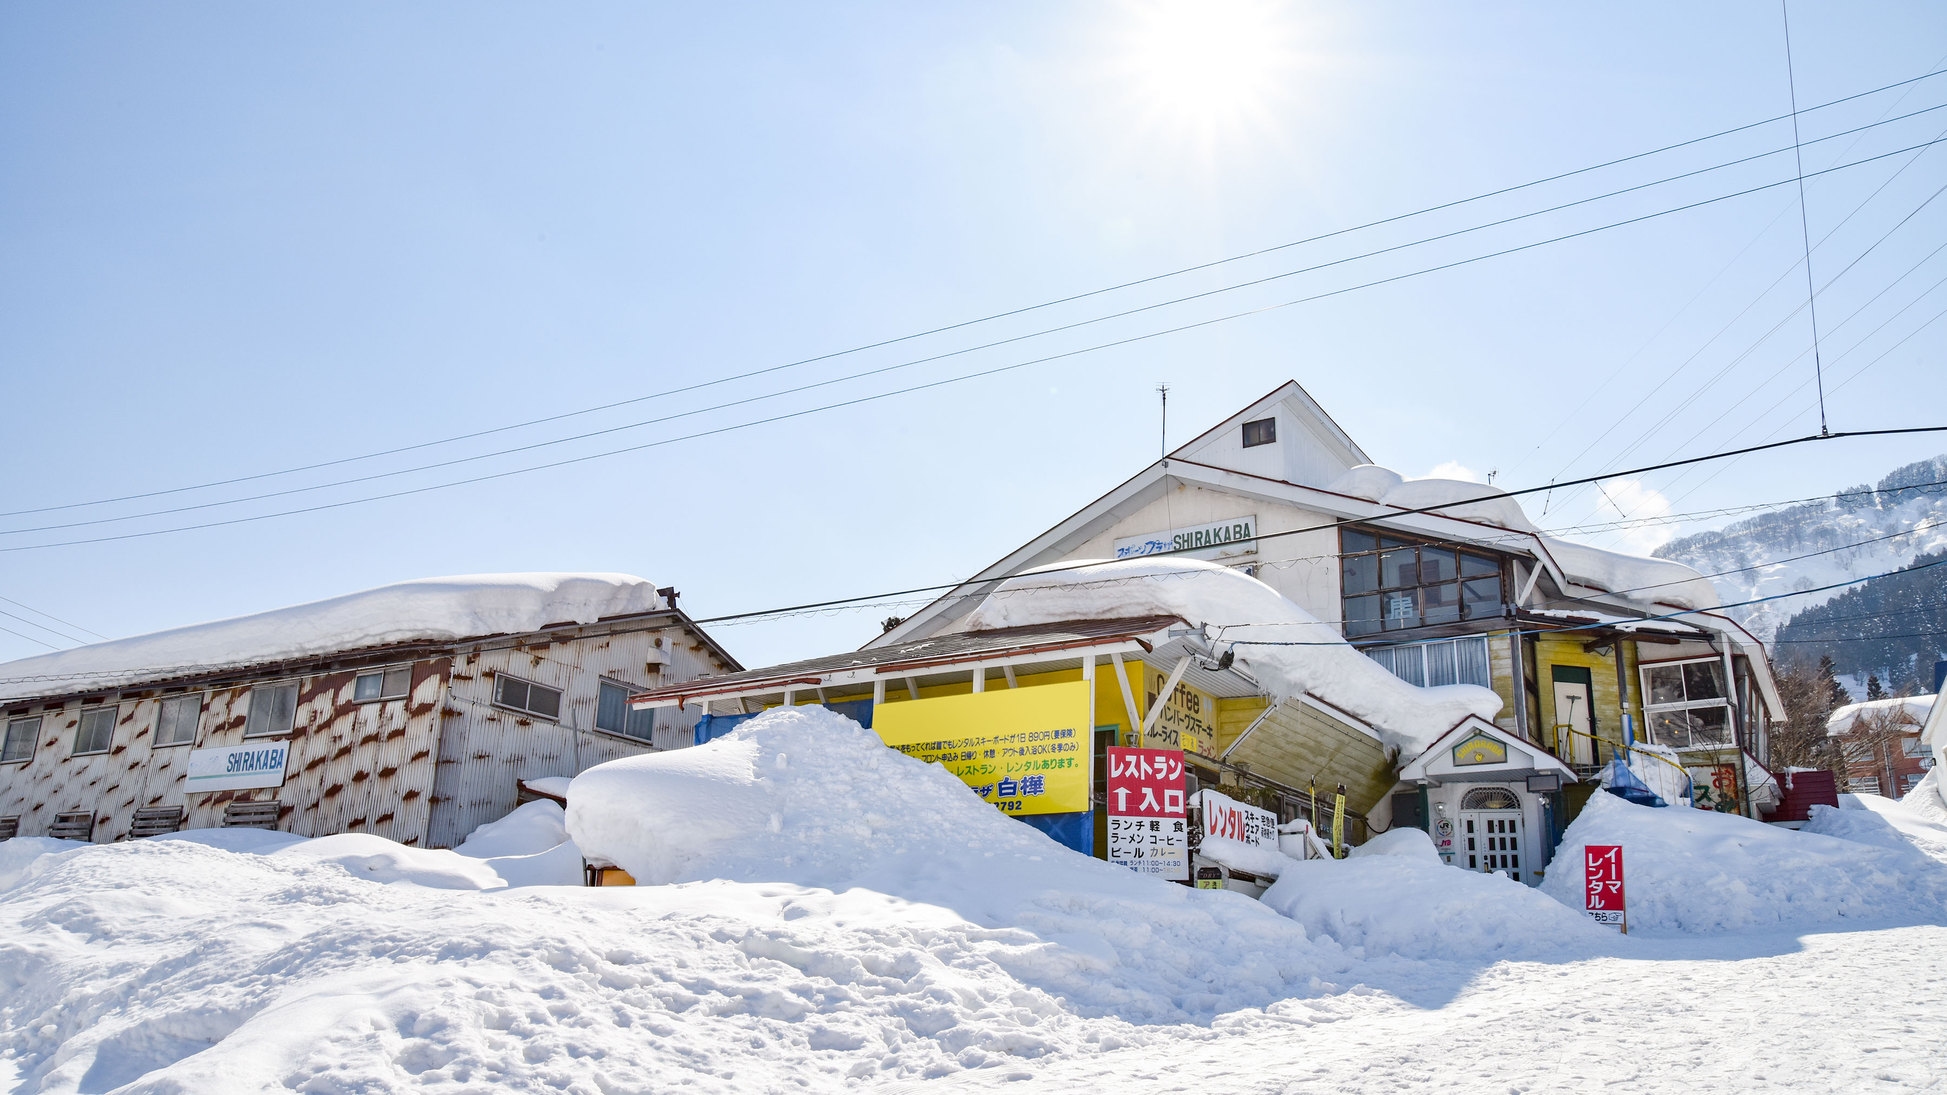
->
[1584, 844, 1626, 930]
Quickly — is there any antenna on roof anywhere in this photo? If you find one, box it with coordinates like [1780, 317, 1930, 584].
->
[1156, 383, 1170, 460]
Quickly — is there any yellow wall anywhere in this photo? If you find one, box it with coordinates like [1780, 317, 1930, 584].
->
[1531, 635, 1643, 755]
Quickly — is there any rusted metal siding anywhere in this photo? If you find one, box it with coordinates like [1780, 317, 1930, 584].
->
[425, 624, 719, 847]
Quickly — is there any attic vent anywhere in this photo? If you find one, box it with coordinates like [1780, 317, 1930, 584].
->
[1242, 417, 1277, 448]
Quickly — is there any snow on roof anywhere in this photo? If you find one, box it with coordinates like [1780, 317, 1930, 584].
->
[1826, 694, 1936, 736]
[1322, 464, 1720, 612]
[959, 557, 1501, 755]
[0, 573, 668, 702]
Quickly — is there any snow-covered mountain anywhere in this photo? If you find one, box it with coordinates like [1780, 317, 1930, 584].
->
[1653, 455, 1947, 645]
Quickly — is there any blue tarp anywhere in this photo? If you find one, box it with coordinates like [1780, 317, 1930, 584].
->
[693, 700, 876, 746]
[1598, 757, 1668, 808]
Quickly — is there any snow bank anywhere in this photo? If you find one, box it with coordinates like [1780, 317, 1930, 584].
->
[1263, 828, 1606, 960]
[1324, 465, 1537, 532]
[1806, 789, 1947, 867]
[0, 837, 87, 891]
[961, 558, 1499, 753]
[1537, 536, 1720, 611]
[1541, 792, 1947, 932]
[568, 705, 1339, 1023]
[1197, 835, 1301, 879]
[0, 573, 668, 701]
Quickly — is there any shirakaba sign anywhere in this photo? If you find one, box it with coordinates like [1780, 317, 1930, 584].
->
[185, 742, 291, 793]
[1113, 515, 1258, 562]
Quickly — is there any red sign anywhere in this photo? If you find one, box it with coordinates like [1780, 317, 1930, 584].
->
[1106, 747, 1186, 818]
[1584, 844, 1626, 929]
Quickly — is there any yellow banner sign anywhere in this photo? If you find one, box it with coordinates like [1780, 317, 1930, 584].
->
[1146, 672, 1213, 756]
[872, 681, 1090, 815]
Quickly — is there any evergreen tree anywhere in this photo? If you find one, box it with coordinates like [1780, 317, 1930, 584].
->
[1866, 674, 1885, 701]
[1818, 654, 1852, 708]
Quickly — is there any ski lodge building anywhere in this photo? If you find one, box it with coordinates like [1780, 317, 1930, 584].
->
[631, 381, 1784, 886]
[0, 574, 737, 847]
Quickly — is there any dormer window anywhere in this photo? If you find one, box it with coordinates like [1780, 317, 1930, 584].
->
[1241, 417, 1277, 448]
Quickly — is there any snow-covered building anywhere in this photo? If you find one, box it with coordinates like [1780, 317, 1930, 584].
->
[0, 574, 739, 847]
[1827, 694, 1937, 797]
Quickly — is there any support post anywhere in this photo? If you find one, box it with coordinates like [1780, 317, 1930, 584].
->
[1109, 652, 1142, 743]
[1141, 656, 1193, 739]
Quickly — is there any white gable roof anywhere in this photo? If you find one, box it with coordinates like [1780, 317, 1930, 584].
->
[1397, 716, 1577, 785]
[1168, 380, 1371, 488]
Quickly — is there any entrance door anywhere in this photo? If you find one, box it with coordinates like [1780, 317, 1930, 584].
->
[1551, 665, 1595, 767]
[1459, 786, 1527, 884]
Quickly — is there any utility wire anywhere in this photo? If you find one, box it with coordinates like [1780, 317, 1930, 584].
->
[9, 137, 1947, 550]
[11, 72, 1947, 522]
[1782, 0, 1831, 435]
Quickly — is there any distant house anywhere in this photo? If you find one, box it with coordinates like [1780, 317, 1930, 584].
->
[1826, 694, 1937, 797]
[0, 574, 738, 846]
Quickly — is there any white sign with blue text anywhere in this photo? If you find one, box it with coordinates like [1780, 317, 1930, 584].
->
[185, 742, 292, 793]
[1113, 515, 1258, 562]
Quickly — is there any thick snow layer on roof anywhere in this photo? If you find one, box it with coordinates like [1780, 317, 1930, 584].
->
[0, 573, 667, 702]
[960, 558, 1500, 754]
[1322, 464, 1721, 612]
[1542, 792, 1947, 932]
[1826, 693, 1936, 735]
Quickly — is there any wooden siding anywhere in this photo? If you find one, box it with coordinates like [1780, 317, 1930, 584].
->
[1220, 697, 1397, 815]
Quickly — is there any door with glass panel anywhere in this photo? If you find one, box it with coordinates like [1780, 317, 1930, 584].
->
[1458, 786, 1527, 883]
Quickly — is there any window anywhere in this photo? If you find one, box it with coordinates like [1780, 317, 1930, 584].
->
[74, 705, 116, 755]
[1851, 775, 1882, 795]
[596, 681, 657, 741]
[353, 666, 413, 703]
[1901, 736, 1928, 758]
[243, 682, 300, 738]
[494, 674, 562, 720]
[1, 716, 38, 763]
[155, 694, 202, 747]
[1368, 635, 1492, 689]
[1241, 417, 1277, 448]
[1902, 772, 1927, 795]
[1341, 527, 1505, 637]
[1640, 659, 1731, 749]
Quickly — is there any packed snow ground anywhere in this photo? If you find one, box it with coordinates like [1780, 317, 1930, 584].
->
[4, 710, 1946, 1093]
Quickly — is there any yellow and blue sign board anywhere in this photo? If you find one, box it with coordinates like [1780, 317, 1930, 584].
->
[872, 681, 1090, 814]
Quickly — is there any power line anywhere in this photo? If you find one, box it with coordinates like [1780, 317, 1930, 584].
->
[1781, 0, 1831, 435]
[13, 74, 1947, 523]
[11, 138, 1947, 551]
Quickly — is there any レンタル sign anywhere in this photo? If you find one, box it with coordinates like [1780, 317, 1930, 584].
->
[872, 682, 1090, 815]
[1195, 788, 1278, 847]
[1113, 515, 1258, 562]
[1584, 844, 1626, 931]
[185, 742, 291, 793]
[1106, 747, 1188, 880]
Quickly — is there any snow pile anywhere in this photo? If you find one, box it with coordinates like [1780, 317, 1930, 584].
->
[1197, 835, 1301, 880]
[960, 558, 1500, 753]
[1537, 536, 1720, 611]
[1625, 742, 1693, 806]
[453, 799, 586, 887]
[1263, 829, 1606, 960]
[1825, 693, 1935, 735]
[1904, 768, 1947, 824]
[1805, 790, 1947, 867]
[0, 837, 87, 890]
[1325, 465, 1537, 532]
[568, 705, 1339, 1022]
[1541, 792, 1947, 932]
[0, 573, 669, 701]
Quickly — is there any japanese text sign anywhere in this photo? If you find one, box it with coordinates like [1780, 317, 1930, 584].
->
[1195, 788, 1278, 847]
[1106, 747, 1188, 880]
[1584, 844, 1626, 930]
[1106, 747, 1186, 817]
[872, 681, 1090, 815]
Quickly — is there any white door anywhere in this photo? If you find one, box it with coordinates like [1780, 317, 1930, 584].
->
[1459, 786, 1528, 883]
[1553, 680, 1594, 766]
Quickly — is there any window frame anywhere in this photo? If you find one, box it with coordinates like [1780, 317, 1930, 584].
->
[493, 672, 563, 721]
[594, 679, 657, 742]
[73, 704, 117, 756]
[1241, 417, 1277, 448]
[154, 692, 203, 748]
[1, 715, 39, 764]
[1638, 656, 1734, 749]
[351, 664, 414, 704]
[1366, 635, 1493, 689]
[1339, 525, 1508, 637]
[242, 680, 302, 739]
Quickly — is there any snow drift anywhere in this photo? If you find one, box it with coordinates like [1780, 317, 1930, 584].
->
[1541, 792, 1947, 932]
[0, 573, 669, 702]
[960, 557, 1499, 753]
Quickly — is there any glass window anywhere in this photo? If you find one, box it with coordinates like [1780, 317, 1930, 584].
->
[1424, 640, 1458, 687]
[1368, 636, 1491, 690]
[1645, 665, 1686, 705]
[1241, 417, 1277, 447]
[596, 681, 656, 742]
[244, 682, 300, 738]
[1681, 662, 1726, 702]
[1902, 737, 1928, 758]
[1641, 659, 1734, 749]
[494, 674, 562, 721]
[1454, 635, 1490, 686]
[74, 705, 116, 755]
[1341, 526, 1506, 635]
[155, 694, 201, 747]
[353, 666, 412, 703]
[2, 716, 39, 763]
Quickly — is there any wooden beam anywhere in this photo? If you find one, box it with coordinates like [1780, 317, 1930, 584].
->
[1109, 652, 1142, 740]
[1141, 656, 1194, 740]
[1003, 664, 1017, 688]
[971, 664, 985, 693]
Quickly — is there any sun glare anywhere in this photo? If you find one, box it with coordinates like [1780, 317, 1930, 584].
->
[1117, 1, 1299, 139]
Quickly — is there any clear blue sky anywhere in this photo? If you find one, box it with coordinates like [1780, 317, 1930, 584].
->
[4, 1, 1945, 667]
